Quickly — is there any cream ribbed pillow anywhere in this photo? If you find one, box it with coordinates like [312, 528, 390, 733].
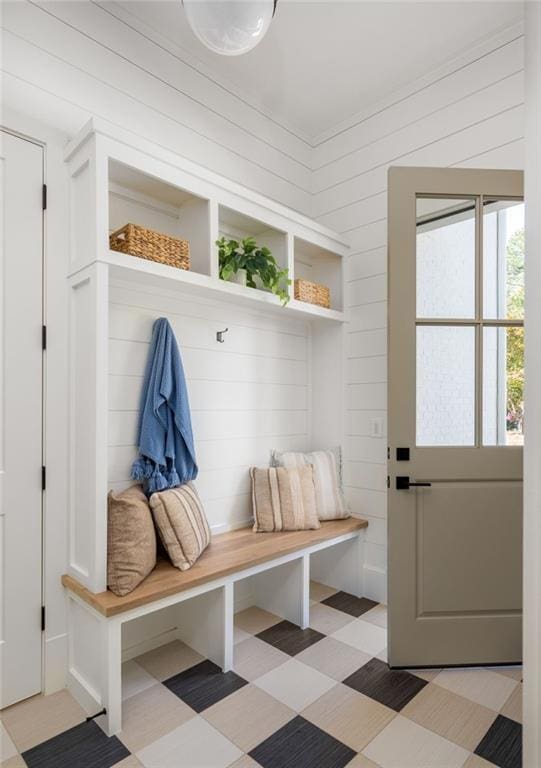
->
[150, 483, 211, 571]
[271, 448, 349, 521]
[250, 465, 320, 532]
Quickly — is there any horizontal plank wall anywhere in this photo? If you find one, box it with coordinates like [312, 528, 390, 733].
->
[312, 28, 525, 603]
[107, 282, 310, 533]
[0, 0, 311, 214]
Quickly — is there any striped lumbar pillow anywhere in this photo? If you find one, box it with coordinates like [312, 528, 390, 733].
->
[250, 465, 320, 532]
[150, 483, 211, 570]
[271, 448, 349, 521]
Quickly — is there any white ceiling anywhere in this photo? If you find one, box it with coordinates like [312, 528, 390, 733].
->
[117, 0, 524, 141]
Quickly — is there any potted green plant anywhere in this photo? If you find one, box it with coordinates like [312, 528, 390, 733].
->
[217, 236, 290, 306]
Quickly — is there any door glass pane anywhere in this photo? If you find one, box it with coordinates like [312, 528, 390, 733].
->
[483, 326, 524, 445]
[417, 325, 475, 446]
[483, 200, 524, 320]
[417, 197, 476, 319]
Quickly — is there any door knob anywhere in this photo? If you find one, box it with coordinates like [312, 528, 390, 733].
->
[396, 476, 432, 490]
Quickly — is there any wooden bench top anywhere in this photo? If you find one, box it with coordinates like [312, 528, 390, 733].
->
[62, 518, 367, 617]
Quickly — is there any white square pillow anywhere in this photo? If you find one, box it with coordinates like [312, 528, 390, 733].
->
[271, 447, 349, 521]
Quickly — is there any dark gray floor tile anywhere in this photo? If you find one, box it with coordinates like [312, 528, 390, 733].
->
[256, 620, 325, 656]
[475, 715, 522, 768]
[343, 657, 427, 711]
[322, 592, 378, 617]
[163, 658, 247, 712]
[21, 720, 129, 768]
[249, 715, 355, 768]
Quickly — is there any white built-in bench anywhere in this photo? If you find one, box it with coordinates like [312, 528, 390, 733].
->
[62, 518, 367, 735]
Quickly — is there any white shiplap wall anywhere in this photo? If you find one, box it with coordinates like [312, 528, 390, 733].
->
[1, 0, 311, 214]
[312, 29, 525, 602]
[108, 283, 310, 533]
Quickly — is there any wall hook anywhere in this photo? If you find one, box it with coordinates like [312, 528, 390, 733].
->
[216, 327, 229, 343]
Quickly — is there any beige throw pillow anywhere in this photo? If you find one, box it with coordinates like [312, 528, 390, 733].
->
[150, 483, 211, 570]
[250, 465, 320, 532]
[107, 484, 157, 597]
[271, 448, 349, 521]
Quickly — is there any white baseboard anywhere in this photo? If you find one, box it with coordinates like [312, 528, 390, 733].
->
[122, 628, 179, 662]
[44, 632, 68, 695]
[363, 565, 387, 604]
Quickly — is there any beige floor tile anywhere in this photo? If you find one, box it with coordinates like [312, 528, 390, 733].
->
[203, 683, 295, 752]
[309, 603, 355, 635]
[122, 660, 157, 701]
[377, 647, 388, 662]
[233, 637, 289, 681]
[234, 626, 252, 645]
[362, 604, 388, 628]
[302, 683, 395, 752]
[401, 682, 497, 751]
[254, 658, 337, 712]
[408, 668, 442, 682]
[493, 665, 523, 681]
[362, 714, 470, 768]
[136, 716, 242, 768]
[345, 755, 382, 768]
[296, 636, 372, 681]
[463, 755, 496, 768]
[114, 757, 145, 768]
[332, 618, 387, 656]
[433, 667, 518, 711]
[136, 640, 204, 682]
[0, 724, 17, 762]
[1, 690, 86, 752]
[119, 683, 194, 753]
[230, 757, 260, 768]
[501, 683, 522, 723]
[234, 607, 281, 635]
[310, 581, 337, 602]
[1, 756, 27, 768]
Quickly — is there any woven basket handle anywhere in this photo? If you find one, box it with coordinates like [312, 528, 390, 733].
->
[109, 224, 131, 243]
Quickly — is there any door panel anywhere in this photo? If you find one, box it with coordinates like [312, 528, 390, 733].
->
[388, 166, 523, 667]
[0, 131, 43, 707]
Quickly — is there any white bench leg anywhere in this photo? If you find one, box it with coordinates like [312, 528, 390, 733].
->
[102, 619, 122, 736]
[176, 586, 232, 671]
[310, 535, 364, 598]
[251, 555, 310, 628]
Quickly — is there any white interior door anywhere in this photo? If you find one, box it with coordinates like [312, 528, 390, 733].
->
[388, 167, 523, 667]
[0, 130, 44, 707]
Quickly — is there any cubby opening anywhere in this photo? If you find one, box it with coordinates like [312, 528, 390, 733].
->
[294, 237, 344, 312]
[108, 160, 212, 276]
[218, 205, 289, 293]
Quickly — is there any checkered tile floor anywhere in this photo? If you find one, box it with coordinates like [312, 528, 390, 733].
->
[1, 583, 522, 768]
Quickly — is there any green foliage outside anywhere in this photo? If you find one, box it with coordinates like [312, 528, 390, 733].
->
[217, 236, 290, 306]
[506, 228, 524, 430]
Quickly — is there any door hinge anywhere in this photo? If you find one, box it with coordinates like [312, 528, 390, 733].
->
[42, 184, 47, 211]
[42, 325, 47, 351]
[387, 476, 390, 489]
[42, 466, 46, 491]
[41, 606, 46, 632]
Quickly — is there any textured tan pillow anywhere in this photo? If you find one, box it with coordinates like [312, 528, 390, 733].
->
[150, 483, 211, 570]
[271, 448, 349, 521]
[250, 465, 320, 532]
[107, 485, 157, 596]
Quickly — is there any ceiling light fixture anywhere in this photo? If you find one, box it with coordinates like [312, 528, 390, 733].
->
[181, 1, 277, 56]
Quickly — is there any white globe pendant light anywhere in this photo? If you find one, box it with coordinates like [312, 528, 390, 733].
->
[182, 1, 277, 56]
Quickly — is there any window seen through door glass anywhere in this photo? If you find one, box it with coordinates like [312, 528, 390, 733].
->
[483, 201, 524, 320]
[416, 326, 475, 446]
[416, 197, 476, 319]
[483, 326, 524, 446]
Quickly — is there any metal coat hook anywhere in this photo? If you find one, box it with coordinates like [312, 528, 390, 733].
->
[216, 327, 229, 343]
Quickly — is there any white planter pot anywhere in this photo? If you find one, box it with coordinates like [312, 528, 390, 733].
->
[228, 268, 247, 286]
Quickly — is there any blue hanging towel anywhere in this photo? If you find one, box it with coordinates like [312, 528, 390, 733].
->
[132, 317, 198, 495]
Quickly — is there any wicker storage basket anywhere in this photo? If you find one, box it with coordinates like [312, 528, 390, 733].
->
[294, 278, 330, 309]
[109, 223, 190, 270]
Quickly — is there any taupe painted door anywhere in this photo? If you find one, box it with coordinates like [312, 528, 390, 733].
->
[388, 167, 523, 667]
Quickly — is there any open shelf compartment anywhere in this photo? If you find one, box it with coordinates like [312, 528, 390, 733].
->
[293, 236, 344, 313]
[108, 159, 212, 277]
